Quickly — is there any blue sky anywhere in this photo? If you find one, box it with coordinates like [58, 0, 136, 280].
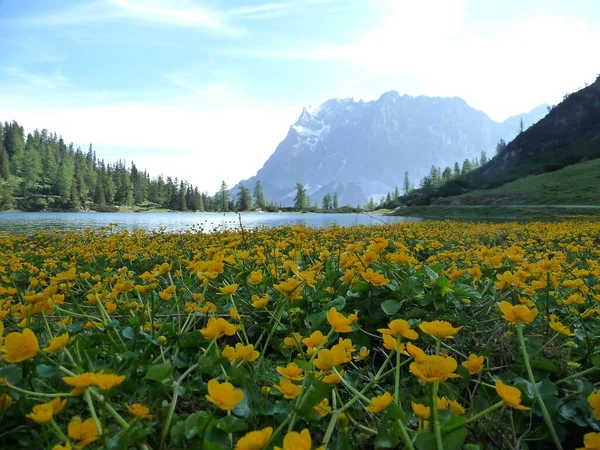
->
[1, 0, 598, 192]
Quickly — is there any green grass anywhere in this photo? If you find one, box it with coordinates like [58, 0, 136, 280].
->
[435, 159, 600, 206]
[390, 205, 600, 220]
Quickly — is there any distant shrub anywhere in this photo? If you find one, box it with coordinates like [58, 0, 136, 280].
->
[543, 162, 566, 172]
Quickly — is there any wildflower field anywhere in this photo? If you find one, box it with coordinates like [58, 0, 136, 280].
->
[1, 221, 599, 450]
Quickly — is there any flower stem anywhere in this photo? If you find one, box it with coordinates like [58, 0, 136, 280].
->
[432, 381, 444, 450]
[516, 321, 563, 450]
[160, 381, 180, 450]
[394, 337, 402, 405]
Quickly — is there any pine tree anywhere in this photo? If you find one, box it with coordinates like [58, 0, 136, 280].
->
[236, 185, 253, 211]
[253, 180, 265, 209]
[453, 162, 461, 177]
[403, 171, 410, 195]
[480, 150, 488, 165]
[294, 183, 307, 210]
[461, 159, 472, 175]
[322, 193, 332, 210]
[333, 192, 339, 209]
[496, 139, 507, 155]
[218, 181, 229, 211]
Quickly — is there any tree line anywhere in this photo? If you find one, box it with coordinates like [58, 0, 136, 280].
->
[0, 120, 226, 212]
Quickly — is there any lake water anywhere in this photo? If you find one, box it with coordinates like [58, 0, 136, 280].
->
[0, 212, 421, 234]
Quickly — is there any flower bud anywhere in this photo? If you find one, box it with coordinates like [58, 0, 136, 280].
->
[157, 336, 167, 346]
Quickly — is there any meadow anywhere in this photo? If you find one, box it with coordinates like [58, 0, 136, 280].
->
[0, 221, 599, 450]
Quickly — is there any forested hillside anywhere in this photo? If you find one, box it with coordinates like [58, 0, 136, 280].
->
[0, 120, 213, 212]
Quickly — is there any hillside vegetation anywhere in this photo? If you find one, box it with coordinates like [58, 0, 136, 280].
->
[400, 76, 600, 207]
[434, 158, 600, 206]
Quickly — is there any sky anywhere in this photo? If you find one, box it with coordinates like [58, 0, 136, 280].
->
[1, 0, 599, 193]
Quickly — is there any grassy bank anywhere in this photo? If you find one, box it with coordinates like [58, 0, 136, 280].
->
[390, 204, 600, 220]
[434, 159, 600, 206]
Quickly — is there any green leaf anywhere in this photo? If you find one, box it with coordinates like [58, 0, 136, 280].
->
[452, 283, 481, 299]
[185, 411, 211, 440]
[531, 359, 560, 373]
[0, 365, 22, 383]
[215, 416, 247, 433]
[424, 265, 439, 281]
[381, 299, 402, 315]
[121, 326, 135, 340]
[592, 355, 600, 368]
[232, 389, 251, 418]
[36, 364, 56, 379]
[144, 363, 172, 383]
[405, 308, 427, 320]
[536, 379, 558, 397]
[328, 296, 346, 310]
[440, 415, 466, 450]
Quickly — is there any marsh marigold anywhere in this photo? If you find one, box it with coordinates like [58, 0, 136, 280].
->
[206, 379, 244, 410]
[235, 427, 273, 450]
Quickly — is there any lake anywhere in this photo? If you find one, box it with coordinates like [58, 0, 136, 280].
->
[0, 212, 421, 234]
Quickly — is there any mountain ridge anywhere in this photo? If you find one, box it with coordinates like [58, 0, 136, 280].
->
[234, 91, 548, 206]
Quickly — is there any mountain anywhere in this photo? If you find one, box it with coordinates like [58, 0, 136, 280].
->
[465, 76, 600, 189]
[234, 92, 548, 206]
[401, 75, 600, 206]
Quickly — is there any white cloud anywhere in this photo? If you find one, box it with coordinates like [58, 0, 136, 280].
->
[232, 0, 600, 120]
[0, 94, 299, 193]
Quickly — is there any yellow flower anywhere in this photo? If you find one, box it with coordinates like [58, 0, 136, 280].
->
[437, 397, 464, 414]
[588, 391, 600, 420]
[62, 372, 97, 395]
[251, 294, 270, 309]
[247, 270, 263, 285]
[274, 429, 314, 450]
[313, 344, 349, 371]
[44, 332, 70, 353]
[51, 441, 72, 450]
[206, 379, 244, 410]
[277, 362, 304, 381]
[230, 307, 240, 321]
[68, 416, 101, 449]
[318, 369, 344, 385]
[382, 334, 399, 352]
[361, 268, 390, 286]
[418, 320, 462, 339]
[200, 318, 238, 340]
[26, 403, 54, 424]
[409, 355, 460, 383]
[218, 284, 239, 295]
[411, 402, 430, 420]
[126, 403, 153, 420]
[354, 346, 370, 362]
[495, 379, 531, 410]
[314, 398, 331, 417]
[365, 392, 393, 413]
[0, 394, 13, 411]
[577, 432, 600, 450]
[222, 345, 237, 362]
[283, 332, 302, 349]
[326, 307, 357, 333]
[234, 343, 260, 363]
[406, 342, 427, 362]
[499, 301, 538, 324]
[235, 427, 273, 450]
[337, 337, 355, 354]
[303, 330, 327, 350]
[274, 378, 302, 399]
[26, 397, 67, 424]
[378, 319, 418, 340]
[94, 373, 126, 390]
[462, 354, 484, 375]
[549, 320, 576, 337]
[1, 328, 39, 363]
[55, 267, 77, 282]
